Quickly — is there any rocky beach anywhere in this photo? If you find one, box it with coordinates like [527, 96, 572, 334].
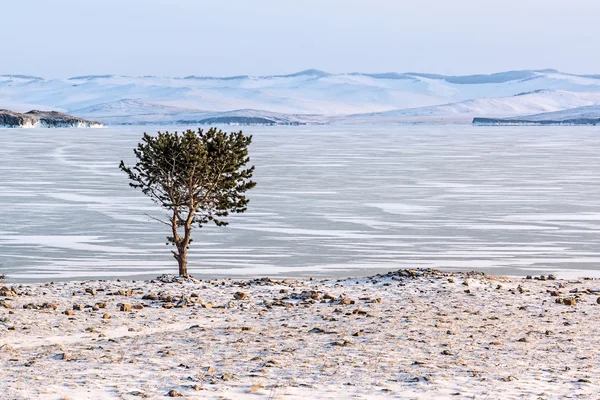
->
[1, 269, 599, 399]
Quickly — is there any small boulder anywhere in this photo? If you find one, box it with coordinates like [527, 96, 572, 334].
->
[233, 292, 248, 300]
[556, 298, 577, 306]
[339, 297, 352, 305]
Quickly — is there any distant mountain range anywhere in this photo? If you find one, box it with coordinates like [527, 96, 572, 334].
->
[3, 69, 600, 126]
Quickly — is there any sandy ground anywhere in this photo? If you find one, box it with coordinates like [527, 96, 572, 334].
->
[1, 269, 600, 400]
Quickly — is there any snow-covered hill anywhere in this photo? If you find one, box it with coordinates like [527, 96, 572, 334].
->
[503, 104, 600, 122]
[474, 104, 600, 125]
[3, 69, 600, 125]
[344, 90, 600, 123]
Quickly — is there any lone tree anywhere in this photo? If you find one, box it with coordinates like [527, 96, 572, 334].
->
[119, 128, 256, 277]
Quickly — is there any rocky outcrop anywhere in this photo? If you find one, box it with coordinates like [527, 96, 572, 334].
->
[0, 109, 103, 128]
[473, 117, 600, 126]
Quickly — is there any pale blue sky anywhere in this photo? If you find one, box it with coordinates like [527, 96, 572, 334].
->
[3, 0, 600, 78]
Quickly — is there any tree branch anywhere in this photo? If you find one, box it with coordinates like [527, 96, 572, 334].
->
[145, 213, 172, 226]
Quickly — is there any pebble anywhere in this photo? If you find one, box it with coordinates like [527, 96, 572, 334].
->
[222, 372, 235, 381]
[203, 366, 216, 374]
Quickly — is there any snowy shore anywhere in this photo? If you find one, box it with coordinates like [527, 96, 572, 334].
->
[1, 269, 599, 399]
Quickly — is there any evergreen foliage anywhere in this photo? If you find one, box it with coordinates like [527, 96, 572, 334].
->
[119, 128, 256, 276]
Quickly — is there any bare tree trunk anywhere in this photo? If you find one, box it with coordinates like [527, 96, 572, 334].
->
[177, 245, 188, 277]
[175, 222, 192, 278]
[170, 207, 189, 277]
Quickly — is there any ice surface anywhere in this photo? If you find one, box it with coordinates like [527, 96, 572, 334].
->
[1, 125, 600, 281]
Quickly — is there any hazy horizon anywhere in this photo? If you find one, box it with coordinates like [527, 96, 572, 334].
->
[3, 0, 600, 78]
[0, 67, 592, 80]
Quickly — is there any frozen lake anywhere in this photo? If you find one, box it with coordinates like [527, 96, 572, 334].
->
[1, 125, 600, 281]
